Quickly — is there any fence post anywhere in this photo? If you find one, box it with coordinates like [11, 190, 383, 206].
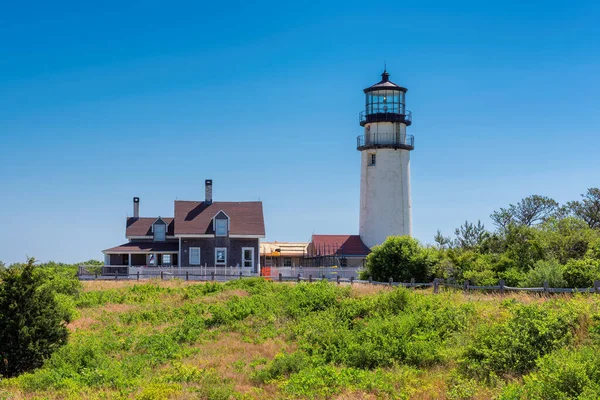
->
[499, 279, 505, 295]
[95, 272, 98, 280]
[211, 271, 215, 281]
[279, 273, 283, 282]
[137, 271, 140, 281]
[160, 271, 164, 280]
[115, 273, 118, 280]
[239, 271, 243, 280]
[410, 278, 415, 288]
[433, 278, 439, 294]
[350, 276, 354, 285]
[309, 274, 313, 283]
[186, 271, 189, 281]
[389, 277, 393, 287]
[464, 280, 469, 293]
[543, 281, 549, 294]
[297, 274, 301, 282]
[595, 280, 600, 294]
[322, 273, 326, 281]
[336, 275, 340, 285]
[368, 276, 372, 284]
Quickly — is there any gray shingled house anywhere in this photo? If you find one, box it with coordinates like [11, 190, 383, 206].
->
[102, 180, 265, 275]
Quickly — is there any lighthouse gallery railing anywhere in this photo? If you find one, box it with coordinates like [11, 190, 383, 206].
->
[357, 133, 414, 150]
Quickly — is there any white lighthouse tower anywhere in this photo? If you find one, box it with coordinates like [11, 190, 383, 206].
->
[358, 70, 414, 248]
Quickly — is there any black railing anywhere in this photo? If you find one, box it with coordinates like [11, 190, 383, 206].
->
[359, 109, 412, 125]
[357, 133, 414, 150]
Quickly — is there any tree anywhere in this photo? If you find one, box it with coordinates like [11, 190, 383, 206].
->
[433, 230, 452, 250]
[491, 195, 559, 230]
[0, 258, 70, 377]
[454, 220, 488, 250]
[567, 188, 600, 229]
[360, 236, 434, 282]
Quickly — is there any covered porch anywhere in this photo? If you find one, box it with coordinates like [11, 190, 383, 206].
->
[102, 241, 179, 275]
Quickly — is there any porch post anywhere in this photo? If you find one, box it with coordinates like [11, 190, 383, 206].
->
[128, 253, 132, 275]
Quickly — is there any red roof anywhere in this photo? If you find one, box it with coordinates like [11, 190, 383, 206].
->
[103, 241, 178, 253]
[174, 201, 265, 236]
[126, 217, 174, 237]
[308, 235, 371, 256]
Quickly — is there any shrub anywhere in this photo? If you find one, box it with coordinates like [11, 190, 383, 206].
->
[563, 259, 600, 288]
[501, 346, 600, 399]
[360, 236, 434, 282]
[461, 301, 581, 381]
[521, 259, 566, 288]
[0, 258, 71, 378]
[284, 281, 348, 318]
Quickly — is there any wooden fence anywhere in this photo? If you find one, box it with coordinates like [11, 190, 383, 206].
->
[77, 267, 600, 294]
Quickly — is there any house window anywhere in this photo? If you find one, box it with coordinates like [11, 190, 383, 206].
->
[242, 247, 254, 269]
[215, 248, 227, 266]
[154, 223, 166, 241]
[283, 257, 292, 267]
[368, 153, 376, 166]
[189, 247, 201, 265]
[215, 219, 228, 237]
[162, 254, 171, 265]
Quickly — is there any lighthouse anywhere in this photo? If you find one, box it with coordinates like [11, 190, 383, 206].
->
[358, 70, 413, 248]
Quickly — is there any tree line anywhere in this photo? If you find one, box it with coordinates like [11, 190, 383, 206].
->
[361, 188, 600, 288]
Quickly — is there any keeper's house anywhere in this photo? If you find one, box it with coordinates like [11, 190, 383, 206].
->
[101, 180, 265, 275]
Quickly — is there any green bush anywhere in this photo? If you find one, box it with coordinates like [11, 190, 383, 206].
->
[360, 236, 434, 282]
[0, 259, 71, 378]
[521, 259, 566, 288]
[563, 259, 600, 288]
[500, 346, 600, 399]
[461, 301, 581, 381]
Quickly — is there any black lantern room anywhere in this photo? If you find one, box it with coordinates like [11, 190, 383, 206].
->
[359, 70, 412, 127]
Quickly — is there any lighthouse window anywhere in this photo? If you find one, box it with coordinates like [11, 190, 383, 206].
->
[368, 153, 376, 166]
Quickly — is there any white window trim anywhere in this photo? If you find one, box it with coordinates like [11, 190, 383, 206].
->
[189, 247, 201, 265]
[215, 247, 227, 266]
[162, 254, 172, 265]
[242, 247, 254, 269]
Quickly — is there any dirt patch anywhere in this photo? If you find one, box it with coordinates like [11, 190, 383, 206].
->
[81, 279, 199, 292]
[102, 303, 139, 313]
[67, 316, 97, 332]
[350, 283, 392, 297]
[184, 332, 293, 396]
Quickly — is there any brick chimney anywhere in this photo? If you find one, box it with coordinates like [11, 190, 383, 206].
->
[205, 180, 213, 203]
[133, 197, 140, 218]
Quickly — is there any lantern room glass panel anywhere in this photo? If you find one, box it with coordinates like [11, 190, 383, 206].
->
[366, 90, 405, 115]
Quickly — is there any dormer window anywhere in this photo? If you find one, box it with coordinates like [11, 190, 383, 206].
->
[152, 217, 167, 242]
[215, 218, 228, 236]
[213, 211, 230, 237]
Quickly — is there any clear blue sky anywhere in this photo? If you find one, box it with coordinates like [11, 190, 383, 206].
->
[1, 0, 599, 264]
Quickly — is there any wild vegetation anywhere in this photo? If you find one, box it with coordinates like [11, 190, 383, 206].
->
[1, 271, 600, 399]
[361, 189, 600, 289]
[2, 189, 600, 398]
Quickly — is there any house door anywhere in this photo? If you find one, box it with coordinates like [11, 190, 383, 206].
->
[242, 248, 255, 272]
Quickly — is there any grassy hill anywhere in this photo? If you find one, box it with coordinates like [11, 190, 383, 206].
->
[2, 278, 600, 399]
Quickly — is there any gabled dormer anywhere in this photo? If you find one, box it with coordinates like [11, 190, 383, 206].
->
[152, 217, 168, 242]
[213, 210, 230, 237]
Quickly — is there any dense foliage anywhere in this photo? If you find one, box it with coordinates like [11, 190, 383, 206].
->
[365, 189, 600, 288]
[0, 259, 80, 378]
[1, 277, 600, 399]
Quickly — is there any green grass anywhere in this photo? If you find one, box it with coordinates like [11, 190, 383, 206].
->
[2, 278, 600, 399]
